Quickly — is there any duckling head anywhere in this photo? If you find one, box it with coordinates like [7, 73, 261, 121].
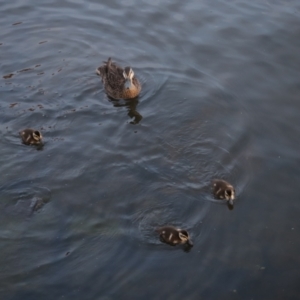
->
[224, 188, 235, 206]
[178, 229, 193, 247]
[33, 130, 43, 144]
[123, 67, 134, 90]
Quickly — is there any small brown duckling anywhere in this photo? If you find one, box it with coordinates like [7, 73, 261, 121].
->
[157, 226, 193, 247]
[212, 179, 235, 205]
[19, 129, 43, 145]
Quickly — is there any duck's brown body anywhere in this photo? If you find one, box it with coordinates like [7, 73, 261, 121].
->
[157, 226, 193, 247]
[212, 179, 235, 205]
[96, 57, 141, 99]
[19, 129, 43, 145]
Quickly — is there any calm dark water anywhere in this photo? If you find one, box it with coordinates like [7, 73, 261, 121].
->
[1, 0, 300, 299]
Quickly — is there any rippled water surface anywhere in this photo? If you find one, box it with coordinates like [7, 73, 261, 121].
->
[1, 0, 300, 299]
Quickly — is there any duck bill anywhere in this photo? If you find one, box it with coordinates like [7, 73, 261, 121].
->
[124, 78, 133, 90]
[187, 239, 194, 247]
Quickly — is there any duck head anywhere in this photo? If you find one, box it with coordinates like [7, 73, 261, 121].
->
[123, 66, 135, 90]
[32, 130, 43, 144]
[224, 188, 235, 206]
[178, 229, 193, 247]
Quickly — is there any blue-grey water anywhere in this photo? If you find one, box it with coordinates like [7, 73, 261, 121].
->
[1, 0, 300, 299]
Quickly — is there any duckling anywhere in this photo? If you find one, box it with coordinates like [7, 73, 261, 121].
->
[96, 57, 141, 99]
[19, 129, 43, 145]
[212, 179, 235, 205]
[157, 226, 193, 247]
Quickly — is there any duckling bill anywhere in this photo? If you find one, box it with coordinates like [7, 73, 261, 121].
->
[157, 226, 193, 247]
[212, 179, 235, 205]
[20, 129, 43, 145]
[96, 57, 141, 100]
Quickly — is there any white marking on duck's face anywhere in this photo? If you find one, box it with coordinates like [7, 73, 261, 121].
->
[225, 188, 235, 200]
[178, 232, 188, 243]
[33, 131, 42, 141]
[168, 233, 173, 241]
[123, 67, 134, 80]
[123, 67, 135, 90]
[129, 69, 134, 80]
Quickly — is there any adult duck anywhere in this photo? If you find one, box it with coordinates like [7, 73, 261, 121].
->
[96, 57, 141, 99]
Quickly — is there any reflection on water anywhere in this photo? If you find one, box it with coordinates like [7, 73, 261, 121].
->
[109, 97, 142, 125]
[1, 0, 300, 299]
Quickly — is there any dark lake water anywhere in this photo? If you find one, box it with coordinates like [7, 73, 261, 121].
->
[1, 0, 300, 299]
